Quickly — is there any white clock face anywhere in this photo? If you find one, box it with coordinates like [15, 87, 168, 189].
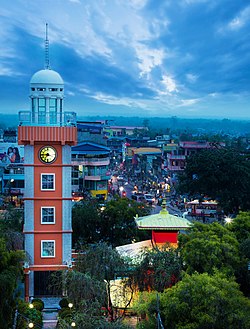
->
[39, 146, 57, 164]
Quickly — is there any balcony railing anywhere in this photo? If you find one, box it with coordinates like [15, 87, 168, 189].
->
[72, 158, 110, 166]
[18, 111, 76, 127]
[167, 154, 186, 160]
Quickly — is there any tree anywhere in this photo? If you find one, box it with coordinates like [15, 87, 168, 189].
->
[100, 197, 150, 247]
[134, 273, 250, 329]
[0, 238, 24, 329]
[72, 198, 150, 248]
[226, 212, 250, 297]
[0, 206, 24, 250]
[74, 242, 129, 322]
[179, 222, 240, 276]
[128, 244, 182, 293]
[72, 200, 101, 247]
[227, 211, 250, 243]
[159, 272, 250, 329]
[177, 148, 250, 213]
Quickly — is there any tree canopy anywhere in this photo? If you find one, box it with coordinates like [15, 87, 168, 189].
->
[128, 244, 182, 293]
[72, 197, 150, 248]
[0, 238, 24, 329]
[160, 272, 250, 329]
[134, 272, 250, 329]
[177, 148, 250, 213]
[179, 222, 240, 276]
[227, 211, 250, 243]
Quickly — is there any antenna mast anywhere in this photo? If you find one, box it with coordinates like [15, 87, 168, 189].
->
[45, 23, 50, 69]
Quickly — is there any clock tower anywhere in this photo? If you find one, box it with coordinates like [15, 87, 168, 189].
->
[18, 25, 77, 300]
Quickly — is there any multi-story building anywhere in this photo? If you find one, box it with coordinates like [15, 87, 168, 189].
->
[166, 140, 225, 175]
[71, 142, 111, 200]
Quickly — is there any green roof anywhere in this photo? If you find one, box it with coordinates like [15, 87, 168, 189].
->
[135, 208, 191, 231]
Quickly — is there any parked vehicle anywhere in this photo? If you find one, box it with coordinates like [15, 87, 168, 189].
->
[144, 194, 156, 205]
[131, 194, 146, 203]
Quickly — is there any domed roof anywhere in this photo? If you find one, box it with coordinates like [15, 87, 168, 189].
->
[30, 69, 64, 85]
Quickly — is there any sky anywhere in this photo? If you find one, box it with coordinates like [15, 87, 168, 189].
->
[0, 0, 250, 120]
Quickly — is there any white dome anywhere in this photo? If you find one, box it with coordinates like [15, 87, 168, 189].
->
[30, 69, 64, 85]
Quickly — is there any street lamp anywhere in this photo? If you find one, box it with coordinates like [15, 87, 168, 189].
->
[71, 322, 76, 327]
[29, 303, 34, 309]
[68, 302, 73, 309]
[28, 322, 34, 328]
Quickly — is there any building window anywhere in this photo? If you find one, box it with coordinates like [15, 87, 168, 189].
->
[41, 207, 55, 224]
[41, 174, 55, 190]
[41, 240, 55, 258]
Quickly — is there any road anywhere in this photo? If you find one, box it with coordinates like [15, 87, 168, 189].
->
[122, 181, 183, 217]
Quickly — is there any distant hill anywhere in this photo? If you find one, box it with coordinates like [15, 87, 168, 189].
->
[0, 114, 249, 135]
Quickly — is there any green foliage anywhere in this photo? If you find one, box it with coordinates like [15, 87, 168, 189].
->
[177, 148, 250, 213]
[159, 272, 250, 329]
[72, 200, 101, 246]
[31, 298, 44, 311]
[100, 197, 150, 247]
[72, 198, 150, 248]
[76, 242, 125, 282]
[128, 244, 182, 292]
[227, 211, 250, 243]
[58, 303, 133, 328]
[179, 222, 240, 276]
[59, 297, 70, 309]
[0, 207, 24, 250]
[17, 300, 43, 329]
[58, 307, 71, 319]
[63, 270, 107, 310]
[226, 212, 250, 297]
[0, 238, 24, 329]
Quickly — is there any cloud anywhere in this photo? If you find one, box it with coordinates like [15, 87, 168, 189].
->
[136, 45, 165, 77]
[179, 98, 200, 107]
[89, 92, 146, 108]
[186, 73, 198, 83]
[228, 6, 250, 31]
[161, 74, 178, 93]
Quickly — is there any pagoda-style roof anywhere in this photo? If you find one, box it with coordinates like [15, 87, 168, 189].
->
[135, 201, 191, 231]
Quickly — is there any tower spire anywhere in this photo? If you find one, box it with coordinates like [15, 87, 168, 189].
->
[45, 23, 50, 69]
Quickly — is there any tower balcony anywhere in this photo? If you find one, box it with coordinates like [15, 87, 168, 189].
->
[18, 110, 76, 127]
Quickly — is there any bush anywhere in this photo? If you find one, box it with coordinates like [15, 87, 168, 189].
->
[31, 298, 44, 311]
[59, 297, 69, 309]
[58, 308, 71, 319]
[17, 300, 43, 329]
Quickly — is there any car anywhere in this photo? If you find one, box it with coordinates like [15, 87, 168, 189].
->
[144, 194, 156, 205]
[117, 175, 125, 181]
[131, 194, 146, 203]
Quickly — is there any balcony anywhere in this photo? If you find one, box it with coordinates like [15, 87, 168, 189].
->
[72, 158, 110, 166]
[18, 110, 76, 127]
[167, 154, 186, 160]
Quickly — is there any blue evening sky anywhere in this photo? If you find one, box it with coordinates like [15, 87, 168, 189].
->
[0, 0, 249, 119]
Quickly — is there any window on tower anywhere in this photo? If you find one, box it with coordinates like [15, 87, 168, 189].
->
[41, 240, 55, 258]
[38, 98, 46, 124]
[41, 207, 55, 224]
[41, 174, 55, 190]
[49, 98, 57, 124]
